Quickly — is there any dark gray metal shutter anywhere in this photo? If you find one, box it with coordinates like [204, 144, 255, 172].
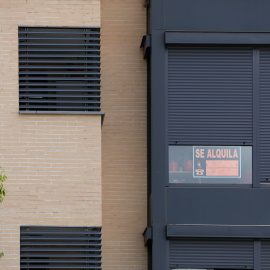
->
[19, 27, 100, 112]
[259, 49, 270, 183]
[261, 241, 270, 269]
[168, 47, 253, 145]
[169, 239, 254, 269]
[20, 226, 102, 270]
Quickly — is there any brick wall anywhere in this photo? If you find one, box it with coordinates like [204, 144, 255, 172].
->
[101, 0, 148, 269]
[0, 1, 101, 269]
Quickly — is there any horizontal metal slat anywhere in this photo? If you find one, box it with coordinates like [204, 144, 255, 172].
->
[20, 229, 101, 234]
[168, 110, 252, 115]
[21, 259, 101, 264]
[19, 77, 100, 81]
[19, 54, 100, 58]
[19, 66, 100, 69]
[19, 37, 100, 40]
[20, 234, 101, 240]
[19, 43, 100, 46]
[21, 254, 101, 258]
[169, 86, 252, 90]
[21, 248, 101, 252]
[21, 243, 101, 246]
[169, 101, 252, 105]
[21, 266, 101, 270]
[19, 89, 100, 93]
[20, 102, 101, 106]
[20, 100, 100, 104]
[19, 48, 100, 52]
[20, 71, 100, 75]
[19, 106, 101, 110]
[168, 69, 253, 74]
[20, 94, 100, 98]
[20, 60, 100, 63]
[20, 83, 100, 86]
[19, 31, 100, 35]
[169, 82, 252, 86]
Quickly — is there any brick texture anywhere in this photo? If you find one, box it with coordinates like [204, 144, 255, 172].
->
[0, 1, 101, 269]
[101, 0, 148, 269]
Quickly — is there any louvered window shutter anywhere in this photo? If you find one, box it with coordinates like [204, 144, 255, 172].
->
[169, 239, 254, 269]
[259, 49, 270, 183]
[20, 226, 102, 270]
[168, 47, 253, 145]
[19, 27, 100, 112]
[261, 241, 270, 269]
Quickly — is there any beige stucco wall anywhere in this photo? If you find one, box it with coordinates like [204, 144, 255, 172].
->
[0, 1, 101, 269]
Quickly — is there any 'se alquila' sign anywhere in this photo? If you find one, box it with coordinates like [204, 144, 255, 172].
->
[193, 146, 241, 178]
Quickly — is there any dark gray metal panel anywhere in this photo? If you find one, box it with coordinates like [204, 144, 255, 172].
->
[151, 28, 169, 270]
[165, 31, 270, 45]
[167, 224, 270, 239]
[151, 1, 168, 270]
[169, 239, 254, 269]
[20, 226, 102, 270]
[152, 0, 165, 30]
[261, 241, 270, 269]
[165, 0, 270, 32]
[259, 49, 270, 183]
[19, 27, 100, 112]
[168, 47, 253, 145]
[167, 188, 270, 225]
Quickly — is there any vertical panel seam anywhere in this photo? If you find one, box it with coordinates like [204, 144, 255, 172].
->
[254, 240, 261, 270]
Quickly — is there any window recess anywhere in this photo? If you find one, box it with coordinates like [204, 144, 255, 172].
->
[19, 27, 101, 113]
[167, 46, 270, 185]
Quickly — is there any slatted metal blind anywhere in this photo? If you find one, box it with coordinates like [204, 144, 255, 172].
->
[20, 226, 102, 270]
[168, 47, 253, 145]
[259, 49, 270, 183]
[169, 239, 254, 269]
[261, 241, 270, 269]
[19, 27, 100, 112]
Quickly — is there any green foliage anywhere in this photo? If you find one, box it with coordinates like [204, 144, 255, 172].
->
[0, 168, 7, 260]
[0, 168, 7, 203]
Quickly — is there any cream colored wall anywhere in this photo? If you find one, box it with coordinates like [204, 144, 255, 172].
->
[0, 1, 101, 269]
[101, 0, 148, 269]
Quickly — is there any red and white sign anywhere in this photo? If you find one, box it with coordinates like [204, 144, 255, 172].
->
[193, 146, 241, 178]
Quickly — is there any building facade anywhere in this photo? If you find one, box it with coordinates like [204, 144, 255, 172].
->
[4, 0, 270, 270]
[0, 0, 147, 269]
